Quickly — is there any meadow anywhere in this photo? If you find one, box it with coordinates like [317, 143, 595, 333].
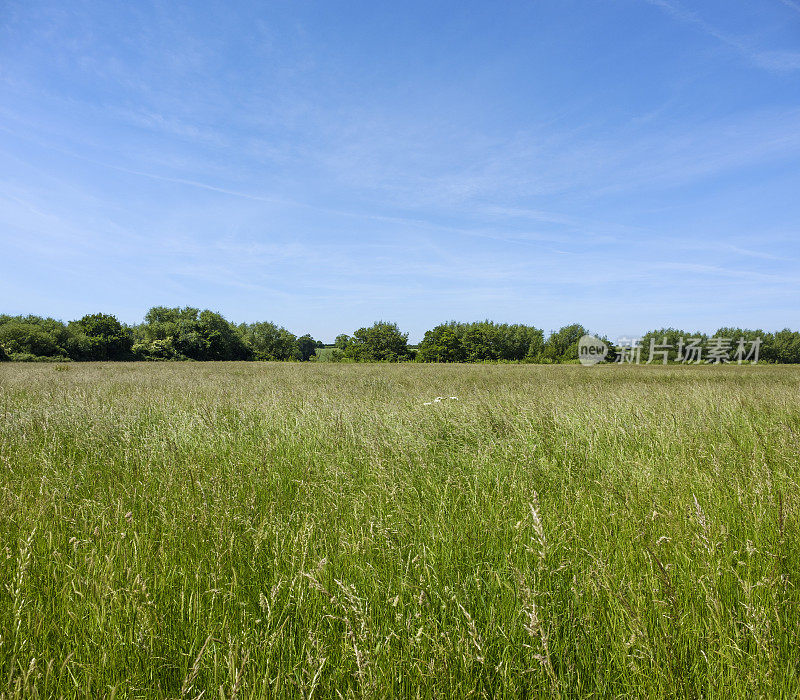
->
[0, 362, 798, 698]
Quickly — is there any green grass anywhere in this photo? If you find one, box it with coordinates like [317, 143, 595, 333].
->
[1, 362, 799, 698]
[312, 347, 338, 362]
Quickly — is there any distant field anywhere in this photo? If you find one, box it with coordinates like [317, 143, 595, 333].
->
[313, 347, 338, 361]
[1, 363, 798, 697]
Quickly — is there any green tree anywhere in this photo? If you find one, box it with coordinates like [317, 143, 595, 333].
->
[417, 321, 544, 362]
[197, 310, 251, 360]
[134, 337, 178, 360]
[769, 329, 800, 364]
[461, 323, 501, 361]
[542, 324, 587, 363]
[240, 322, 298, 360]
[71, 313, 132, 360]
[134, 307, 249, 360]
[0, 322, 61, 357]
[710, 328, 769, 363]
[417, 323, 466, 362]
[343, 322, 409, 362]
[0, 315, 87, 359]
[506, 324, 544, 361]
[296, 334, 318, 361]
[637, 328, 691, 363]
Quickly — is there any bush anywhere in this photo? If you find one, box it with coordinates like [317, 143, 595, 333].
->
[9, 353, 71, 362]
[0, 322, 62, 357]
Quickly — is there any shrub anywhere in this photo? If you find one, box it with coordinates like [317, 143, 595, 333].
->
[0, 322, 62, 357]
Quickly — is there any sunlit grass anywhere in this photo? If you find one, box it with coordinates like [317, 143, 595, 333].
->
[0, 362, 798, 697]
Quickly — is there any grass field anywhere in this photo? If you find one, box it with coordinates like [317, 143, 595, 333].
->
[1, 362, 798, 698]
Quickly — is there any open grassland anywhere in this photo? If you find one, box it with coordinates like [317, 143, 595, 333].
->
[0, 362, 799, 698]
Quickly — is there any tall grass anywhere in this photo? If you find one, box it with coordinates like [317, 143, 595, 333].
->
[0, 362, 798, 697]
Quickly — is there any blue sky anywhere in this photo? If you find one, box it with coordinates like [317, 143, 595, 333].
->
[1, 0, 799, 341]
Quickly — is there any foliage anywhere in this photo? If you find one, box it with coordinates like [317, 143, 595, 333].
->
[417, 321, 544, 363]
[417, 323, 466, 362]
[132, 307, 251, 361]
[767, 329, 800, 364]
[635, 328, 702, 363]
[239, 322, 298, 360]
[3, 310, 800, 364]
[341, 321, 410, 362]
[314, 347, 346, 362]
[197, 310, 251, 361]
[69, 313, 132, 360]
[540, 323, 587, 362]
[0, 315, 122, 361]
[296, 334, 318, 362]
[8, 352, 71, 362]
[633, 328, 800, 364]
[0, 319, 62, 357]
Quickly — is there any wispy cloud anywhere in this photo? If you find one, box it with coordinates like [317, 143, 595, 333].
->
[777, 0, 800, 15]
[644, 0, 800, 72]
[1, 0, 799, 336]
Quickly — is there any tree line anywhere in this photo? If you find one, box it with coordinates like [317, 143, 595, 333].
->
[1, 310, 799, 363]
